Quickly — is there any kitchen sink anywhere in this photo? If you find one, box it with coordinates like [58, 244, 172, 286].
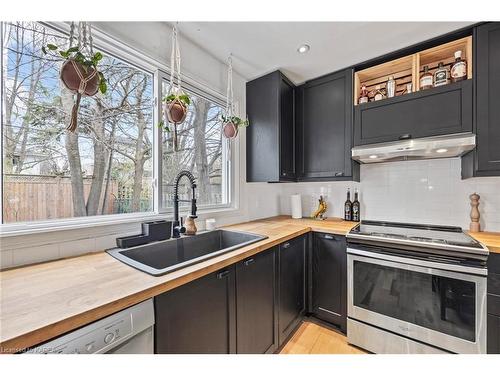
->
[106, 229, 268, 276]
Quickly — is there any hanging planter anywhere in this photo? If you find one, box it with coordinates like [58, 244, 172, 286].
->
[42, 22, 107, 132]
[221, 55, 249, 140]
[221, 115, 249, 139]
[161, 24, 190, 152]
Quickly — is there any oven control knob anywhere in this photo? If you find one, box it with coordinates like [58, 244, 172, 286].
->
[85, 343, 94, 352]
[104, 332, 115, 344]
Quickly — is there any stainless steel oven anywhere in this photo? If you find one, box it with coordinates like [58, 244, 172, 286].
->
[347, 247, 487, 354]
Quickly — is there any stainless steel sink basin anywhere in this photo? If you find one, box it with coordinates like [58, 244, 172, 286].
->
[106, 229, 268, 276]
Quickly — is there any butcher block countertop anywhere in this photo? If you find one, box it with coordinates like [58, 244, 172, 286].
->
[0, 215, 498, 353]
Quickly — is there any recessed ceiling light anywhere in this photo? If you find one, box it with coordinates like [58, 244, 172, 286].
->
[369, 155, 378, 159]
[297, 44, 310, 54]
[436, 148, 448, 153]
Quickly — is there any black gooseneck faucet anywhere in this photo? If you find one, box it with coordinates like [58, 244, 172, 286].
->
[172, 170, 197, 238]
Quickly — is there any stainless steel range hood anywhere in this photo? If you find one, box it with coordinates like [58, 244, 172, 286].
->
[351, 133, 476, 164]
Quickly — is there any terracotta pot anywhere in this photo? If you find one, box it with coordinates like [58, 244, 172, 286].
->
[165, 99, 188, 124]
[222, 122, 239, 139]
[60, 59, 99, 96]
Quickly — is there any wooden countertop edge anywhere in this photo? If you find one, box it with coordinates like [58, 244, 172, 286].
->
[0, 225, 311, 353]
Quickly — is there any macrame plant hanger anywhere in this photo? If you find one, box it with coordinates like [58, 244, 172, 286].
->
[165, 23, 185, 152]
[224, 54, 236, 159]
[65, 22, 98, 132]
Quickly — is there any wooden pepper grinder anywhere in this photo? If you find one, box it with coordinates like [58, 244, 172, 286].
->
[185, 216, 197, 235]
[469, 192, 481, 232]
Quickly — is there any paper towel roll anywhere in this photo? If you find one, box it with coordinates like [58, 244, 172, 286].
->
[291, 194, 302, 219]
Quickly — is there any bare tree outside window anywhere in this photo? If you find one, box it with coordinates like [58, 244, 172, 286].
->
[1, 22, 154, 223]
[161, 81, 227, 210]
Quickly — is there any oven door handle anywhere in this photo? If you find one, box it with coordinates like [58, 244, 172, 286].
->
[347, 247, 487, 276]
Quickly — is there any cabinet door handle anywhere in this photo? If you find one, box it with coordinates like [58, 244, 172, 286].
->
[282, 242, 290, 249]
[216, 270, 230, 279]
[324, 234, 334, 240]
[244, 258, 255, 266]
[334, 172, 344, 177]
[399, 134, 412, 140]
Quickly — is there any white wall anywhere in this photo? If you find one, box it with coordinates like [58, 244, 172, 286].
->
[279, 158, 500, 232]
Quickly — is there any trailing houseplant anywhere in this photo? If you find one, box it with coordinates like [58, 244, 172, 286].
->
[162, 92, 190, 124]
[42, 22, 107, 132]
[221, 114, 249, 139]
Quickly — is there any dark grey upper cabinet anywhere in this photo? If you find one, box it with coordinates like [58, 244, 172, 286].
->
[278, 235, 306, 346]
[296, 69, 359, 181]
[246, 71, 295, 182]
[312, 233, 347, 333]
[235, 248, 278, 354]
[154, 268, 236, 354]
[462, 22, 500, 178]
[354, 79, 473, 146]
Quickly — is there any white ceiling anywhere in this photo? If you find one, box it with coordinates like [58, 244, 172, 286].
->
[176, 22, 474, 84]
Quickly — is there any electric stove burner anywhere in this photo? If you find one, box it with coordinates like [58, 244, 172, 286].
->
[347, 220, 488, 257]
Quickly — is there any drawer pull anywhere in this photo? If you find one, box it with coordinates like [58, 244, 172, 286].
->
[324, 234, 334, 240]
[216, 270, 230, 279]
[282, 242, 290, 249]
[399, 134, 412, 140]
[244, 258, 255, 266]
[334, 172, 344, 177]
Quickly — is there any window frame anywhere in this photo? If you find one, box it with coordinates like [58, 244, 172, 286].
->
[157, 71, 232, 214]
[0, 21, 235, 235]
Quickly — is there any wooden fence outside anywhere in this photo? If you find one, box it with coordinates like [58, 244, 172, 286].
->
[2, 174, 121, 223]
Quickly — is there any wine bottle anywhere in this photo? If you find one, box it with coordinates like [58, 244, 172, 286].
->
[344, 188, 352, 221]
[450, 50, 467, 82]
[352, 189, 360, 222]
[420, 65, 433, 90]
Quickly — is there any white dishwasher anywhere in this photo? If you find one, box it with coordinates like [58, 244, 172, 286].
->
[27, 299, 154, 354]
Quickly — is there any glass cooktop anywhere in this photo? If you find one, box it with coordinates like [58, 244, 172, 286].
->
[348, 220, 485, 250]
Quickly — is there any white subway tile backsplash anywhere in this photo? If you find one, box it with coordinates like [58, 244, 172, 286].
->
[280, 158, 500, 232]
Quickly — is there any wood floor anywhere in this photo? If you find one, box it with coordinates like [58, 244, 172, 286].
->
[280, 320, 368, 354]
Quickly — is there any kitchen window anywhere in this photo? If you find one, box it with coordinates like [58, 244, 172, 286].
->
[160, 80, 230, 211]
[0, 22, 233, 228]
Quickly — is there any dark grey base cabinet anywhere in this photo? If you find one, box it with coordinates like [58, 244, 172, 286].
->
[154, 268, 236, 354]
[354, 79, 472, 146]
[462, 22, 500, 178]
[278, 236, 306, 346]
[296, 69, 359, 181]
[236, 248, 278, 354]
[311, 233, 347, 333]
[488, 253, 500, 354]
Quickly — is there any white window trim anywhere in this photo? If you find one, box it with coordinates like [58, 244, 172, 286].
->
[0, 21, 242, 238]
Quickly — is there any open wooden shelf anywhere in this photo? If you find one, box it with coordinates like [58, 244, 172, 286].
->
[354, 36, 472, 105]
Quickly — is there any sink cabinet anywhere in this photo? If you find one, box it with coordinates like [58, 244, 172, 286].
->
[311, 233, 347, 332]
[154, 268, 236, 354]
[154, 236, 307, 353]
